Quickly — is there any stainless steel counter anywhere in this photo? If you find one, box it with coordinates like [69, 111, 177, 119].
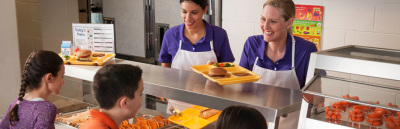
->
[65, 58, 302, 128]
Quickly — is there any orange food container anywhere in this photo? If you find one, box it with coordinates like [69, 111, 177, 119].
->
[59, 52, 115, 66]
[191, 63, 262, 85]
[168, 105, 221, 129]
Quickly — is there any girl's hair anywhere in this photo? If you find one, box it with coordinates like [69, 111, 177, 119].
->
[180, 0, 208, 10]
[263, 0, 295, 21]
[216, 106, 267, 129]
[8, 50, 63, 126]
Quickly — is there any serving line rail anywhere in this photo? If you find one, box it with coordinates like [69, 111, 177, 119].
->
[64, 58, 302, 129]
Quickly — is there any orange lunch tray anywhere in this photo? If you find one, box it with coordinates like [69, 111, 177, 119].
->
[59, 52, 116, 66]
[168, 105, 221, 129]
[190, 63, 262, 85]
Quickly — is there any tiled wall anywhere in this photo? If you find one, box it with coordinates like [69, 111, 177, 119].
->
[222, 0, 400, 64]
[16, 0, 79, 72]
[40, 0, 79, 52]
[0, 0, 21, 115]
[16, 0, 41, 71]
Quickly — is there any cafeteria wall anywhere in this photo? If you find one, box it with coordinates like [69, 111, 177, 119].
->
[222, 0, 400, 65]
[0, 0, 21, 115]
[16, 0, 79, 72]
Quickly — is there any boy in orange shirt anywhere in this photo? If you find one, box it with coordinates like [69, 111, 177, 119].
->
[80, 64, 143, 129]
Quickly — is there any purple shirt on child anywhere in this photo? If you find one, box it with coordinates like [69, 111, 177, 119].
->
[0, 98, 57, 129]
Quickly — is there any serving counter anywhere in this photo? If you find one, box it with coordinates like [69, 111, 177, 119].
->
[57, 58, 302, 129]
[298, 45, 400, 129]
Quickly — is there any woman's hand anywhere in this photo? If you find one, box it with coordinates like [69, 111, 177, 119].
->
[207, 61, 216, 65]
[161, 63, 172, 67]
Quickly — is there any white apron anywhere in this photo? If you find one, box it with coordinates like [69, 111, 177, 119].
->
[252, 34, 300, 129]
[168, 40, 218, 111]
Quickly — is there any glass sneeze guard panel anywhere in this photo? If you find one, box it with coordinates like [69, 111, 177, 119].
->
[303, 75, 400, 112]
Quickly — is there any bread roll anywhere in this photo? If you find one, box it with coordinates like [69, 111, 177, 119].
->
[199, 109, 220, 119]
[130, 124, 141, 129]
[151, 115, 164, 127]
[140, 125, 150, 129]
[146, 119, 158, 129]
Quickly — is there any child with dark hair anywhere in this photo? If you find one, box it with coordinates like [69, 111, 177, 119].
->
[216, 105, 268, 129]
[0, 50, 65, 129]
[80, 64, 143, 129]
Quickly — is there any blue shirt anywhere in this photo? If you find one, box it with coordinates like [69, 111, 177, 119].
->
[239, 33, 318, 88]
[158, 20, 235, 63]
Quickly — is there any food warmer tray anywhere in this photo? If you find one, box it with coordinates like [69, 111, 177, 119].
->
[298, 45, 400, 129]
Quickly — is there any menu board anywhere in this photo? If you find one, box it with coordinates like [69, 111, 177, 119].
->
[72, 24, 115, 53]
[293, 5, 323, 50]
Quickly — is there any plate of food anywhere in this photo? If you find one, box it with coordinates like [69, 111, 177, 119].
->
[59, 50, 115, 66]
[191, 62, 262, 85]
[169, 105, 221, 129]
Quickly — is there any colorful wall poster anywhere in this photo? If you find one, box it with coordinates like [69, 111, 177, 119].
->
[293, 5, 323, 50]
[295, 5, 323, 21]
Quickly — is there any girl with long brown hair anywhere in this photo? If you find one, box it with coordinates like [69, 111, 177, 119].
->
[0, 50, 65, 129]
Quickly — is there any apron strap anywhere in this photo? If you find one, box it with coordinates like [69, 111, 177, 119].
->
[253, 57, 259, 69]
[291, 34, 295, 69]
[210, 40, 214, 50]
[178, 40, 183, 50]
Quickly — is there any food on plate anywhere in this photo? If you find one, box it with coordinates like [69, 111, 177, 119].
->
[152, 115, 165, 127]
[214, 62, 235, 67]
[74, 47, 80, 56]
[146, 119, 159, 129]
[120, 115, 170, 129]
[208, 68, 227, 78]
[76, 50, 92, 62]
[164, 119, 171, 125]
[199, 108, 220, 119]
[63, 55, 70, 60]
[232, 72, 252, 77]
[92, 53, 106, 57]
[130, 124, 141, 129]
[56, 110, 90, 127]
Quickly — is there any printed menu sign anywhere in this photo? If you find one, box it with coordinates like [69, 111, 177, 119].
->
[293, 5, 323, 50]
[72, 24, 115, 53]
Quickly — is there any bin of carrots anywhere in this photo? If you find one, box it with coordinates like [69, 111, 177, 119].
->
[367, 108, 387, 126]
[325, 106, 344, 121]
[349, 105, 369, 122]
[385, 112, 400, 129]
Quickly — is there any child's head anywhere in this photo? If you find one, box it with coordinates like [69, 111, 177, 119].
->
[8, 50, 64, 125]
[216, 105, 267, 129]
[93, 64, 143, 119]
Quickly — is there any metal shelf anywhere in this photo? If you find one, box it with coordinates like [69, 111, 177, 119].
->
[64, 58, 302, 129]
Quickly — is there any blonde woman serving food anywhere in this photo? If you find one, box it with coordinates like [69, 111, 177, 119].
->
[239, 0, 318, 128]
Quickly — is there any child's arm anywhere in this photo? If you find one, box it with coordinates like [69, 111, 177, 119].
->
[34, 104, 57, 129]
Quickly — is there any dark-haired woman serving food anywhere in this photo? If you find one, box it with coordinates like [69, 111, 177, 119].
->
[158, 0, 235, 112]
[239, 0, 317, 128]
[158, 0, 235, 71]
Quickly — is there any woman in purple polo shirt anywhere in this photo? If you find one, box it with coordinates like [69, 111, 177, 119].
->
[0, 50, 65, 129]
[239, 0, 317, 129]
[158, 0, 235, 71]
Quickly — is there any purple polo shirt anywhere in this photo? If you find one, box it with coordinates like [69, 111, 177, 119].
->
[239, 33, 318, 88]
[158, 20, 235, 63]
